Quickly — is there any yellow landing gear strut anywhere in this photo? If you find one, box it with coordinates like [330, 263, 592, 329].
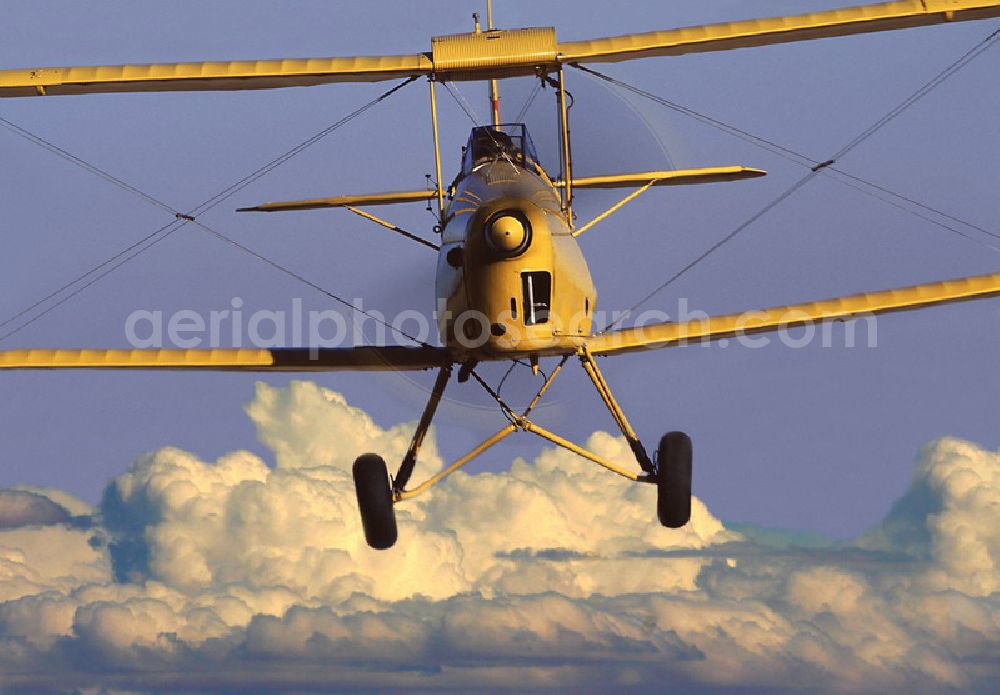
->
[392, 347, 657, 504]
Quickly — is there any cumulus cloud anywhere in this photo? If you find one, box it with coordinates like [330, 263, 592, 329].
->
[0, 489, 72, 528]
[0, 380, 997, 693]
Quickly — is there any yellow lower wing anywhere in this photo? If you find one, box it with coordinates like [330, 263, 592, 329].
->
[588, 271, 1000, 356]
[0, 346, 449, 371]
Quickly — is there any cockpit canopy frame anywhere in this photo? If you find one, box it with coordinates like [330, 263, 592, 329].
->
[462, 123, 540, 174]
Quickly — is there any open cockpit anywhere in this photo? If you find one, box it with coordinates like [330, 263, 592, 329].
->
[461, 123, 542, 175]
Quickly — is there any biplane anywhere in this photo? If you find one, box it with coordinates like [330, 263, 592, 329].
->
[2, 1, 999, 548]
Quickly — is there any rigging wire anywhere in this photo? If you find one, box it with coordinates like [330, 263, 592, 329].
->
[444, 80, 521, 173]
[469, 367, 518, 425]
[817, 171, 1000, 252]
[494, 361, 519, 398]
[828, 168, 999, 243]
[572, 62, 1000, 249]
[0, 116, 177, 216]
[443, 82, 481, 125]
[514, 79, 542, 123]
[495, 358, 549, 399]
[582, 26, 1000, 332]
[0, 219, 181, 335]
[174, 75, 417, 220]
[190, 219, 430, 346]
[0, 77, 421, 344]
[0, 222, 182, 343]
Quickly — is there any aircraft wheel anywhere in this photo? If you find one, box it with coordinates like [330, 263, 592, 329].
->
[352, 454, 398, 549]
[656, 432, 692, 528]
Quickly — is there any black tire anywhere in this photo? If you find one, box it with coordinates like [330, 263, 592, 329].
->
[656, 432, 693, 528]
[352, 454, 398, 549]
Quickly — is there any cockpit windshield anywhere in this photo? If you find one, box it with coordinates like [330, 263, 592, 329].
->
[462, 123, 540, 174]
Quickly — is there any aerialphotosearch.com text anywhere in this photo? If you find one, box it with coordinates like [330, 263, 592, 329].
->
[124, 297, 878, 353]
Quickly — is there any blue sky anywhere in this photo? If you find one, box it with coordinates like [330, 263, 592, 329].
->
[1, 0, 998, 540]
[1, 2, 999, 691]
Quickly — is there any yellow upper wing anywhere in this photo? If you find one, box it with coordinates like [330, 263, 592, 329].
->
[3, 2, 998, 97]
[0, 54, 431, 97]
[559, 1, 1000, 64]
[0, 346, 449, 372]
[588, 271, 1000, 357]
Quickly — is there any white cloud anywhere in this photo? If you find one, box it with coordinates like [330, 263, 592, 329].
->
[0, 489, 72, 528]
[0, 381, 996, 692]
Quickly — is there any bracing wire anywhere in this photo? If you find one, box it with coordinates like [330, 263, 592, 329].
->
[443, 82, 481, 125]
[178, 76, 418, 220]
[0, 116, 177, 216]
[495, 361, 519, 397]
[0, 219, 182, 335]
[514, 80, 542, 123]
[0, 77, 420, 344]
[444, 80, 521, 173]
[573, 58, 1000, 249]
[0, 222, 183, 343]
[583, 26, 1000, 332]
[190, 219, 430, 346]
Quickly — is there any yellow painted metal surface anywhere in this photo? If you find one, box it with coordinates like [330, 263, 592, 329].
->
[438, 159, 596, 357]
[520, 420, 641, 482]
[556, 65, 573, 224]
[238, 190, 436, 212]
[240, 169, 767, 216]
[0, 347, 448, 371]
[344, 207, 439, 250]
[397, 424, 517, 501]
[588, 271, 1000, 356]
[4, 1, 999, 98]
[0, 348, 273, 369]
[428, 80, 446, 221]
[564, 167, 767, 190]
[572, 181, 655, 238]
[559, 1, 1000, 63]
[431, 27, 557, 74]
[567, 168, 766, 238]
[487, 214, 528, 251]
[396, 357, 568, 502]
[0, 55, 432, 98]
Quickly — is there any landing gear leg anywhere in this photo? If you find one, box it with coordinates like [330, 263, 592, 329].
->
[578, 347, 692, 527]
[394, 364, 452, 494]
[578, 347, 655, 475]
[352, 364, 452, 550]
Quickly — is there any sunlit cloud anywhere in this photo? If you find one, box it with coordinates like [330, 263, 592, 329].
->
[0, 381, 996, 692]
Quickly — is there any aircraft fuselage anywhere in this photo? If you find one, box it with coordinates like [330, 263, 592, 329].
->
[436, 129, 596, 360]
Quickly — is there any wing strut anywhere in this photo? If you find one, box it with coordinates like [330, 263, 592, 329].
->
[345, 207, 439, 250]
